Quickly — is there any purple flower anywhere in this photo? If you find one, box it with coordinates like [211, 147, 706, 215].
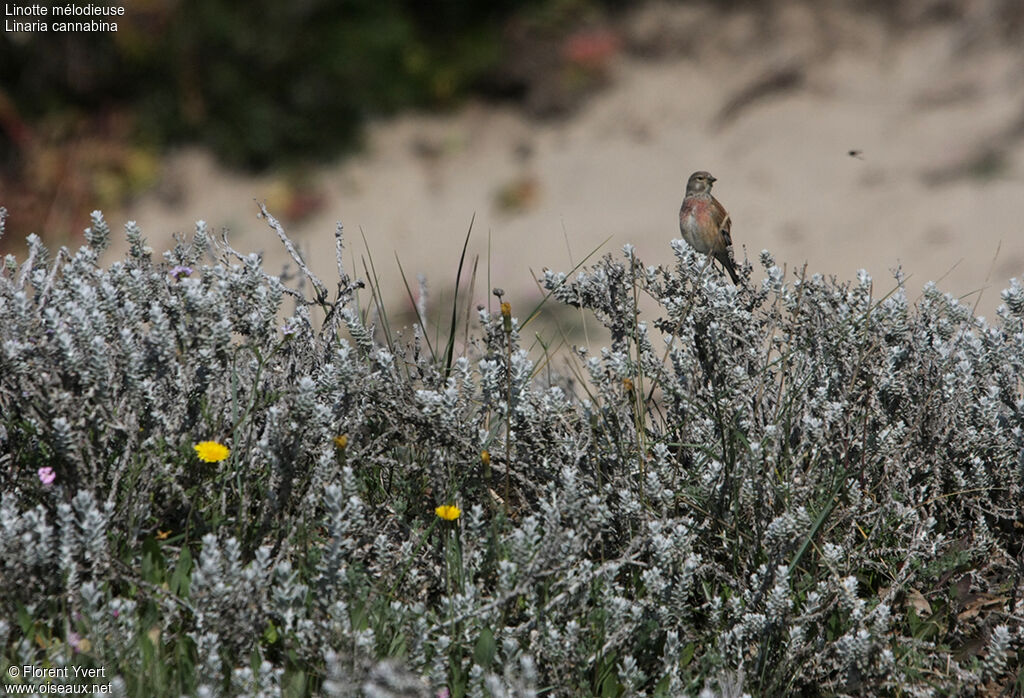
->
[68, 631, 91, 653]
[38, 467, 56, 485]
[169, 265, 194, 280]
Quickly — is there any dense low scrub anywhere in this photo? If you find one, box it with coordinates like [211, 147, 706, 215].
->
[1, 206, 1021, 696]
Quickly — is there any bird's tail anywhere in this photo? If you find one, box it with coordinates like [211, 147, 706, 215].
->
[725, 259, 740, 284]
[718, 250, 740, 284]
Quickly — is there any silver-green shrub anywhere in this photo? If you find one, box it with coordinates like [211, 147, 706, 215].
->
[1, 205, 1021, 696]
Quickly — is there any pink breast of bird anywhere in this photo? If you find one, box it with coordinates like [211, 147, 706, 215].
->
[682, 197, 713, 229]
[686, 198, 711, 218]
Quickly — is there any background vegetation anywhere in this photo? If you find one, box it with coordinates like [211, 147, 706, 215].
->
[5, 0, 1024, 247]
[1, 0, 629, 169]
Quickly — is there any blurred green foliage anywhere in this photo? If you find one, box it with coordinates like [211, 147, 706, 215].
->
[0, 0, 621, 169]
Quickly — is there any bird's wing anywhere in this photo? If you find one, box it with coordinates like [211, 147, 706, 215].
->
[710, 196, 733, 246]
[711, 196, 740, 282]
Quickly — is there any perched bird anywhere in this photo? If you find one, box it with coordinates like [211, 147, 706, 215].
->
[678, 170, 740, 283]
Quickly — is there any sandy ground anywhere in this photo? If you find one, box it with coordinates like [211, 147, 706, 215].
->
[109, 4, 1024, 322]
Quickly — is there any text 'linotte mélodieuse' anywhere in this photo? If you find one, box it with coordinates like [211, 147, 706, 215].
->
[5, 3, 125, 32]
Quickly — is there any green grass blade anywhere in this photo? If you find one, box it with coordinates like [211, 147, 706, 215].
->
[443, 213, 475, 379]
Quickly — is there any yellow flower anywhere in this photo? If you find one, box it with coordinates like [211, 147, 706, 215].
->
[480, 450, 490, 466]
[500, 301, 513, 333]
[435, 504, 461, 521]
[333, 434, 349, 449]
[194, 440, 230, 463]
[156, 529, 171, 541]
[623, 377, 634, 393]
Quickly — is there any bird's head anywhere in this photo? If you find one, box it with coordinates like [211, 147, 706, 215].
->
[686, 171, 716, 195]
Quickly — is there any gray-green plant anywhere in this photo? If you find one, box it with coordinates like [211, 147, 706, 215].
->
[1, 205, 1021, 696]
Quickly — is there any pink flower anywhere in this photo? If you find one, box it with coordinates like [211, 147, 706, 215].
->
[38, 467, 56, 485]
[68, 631, 91, 653]
[562, 29, 621, 70]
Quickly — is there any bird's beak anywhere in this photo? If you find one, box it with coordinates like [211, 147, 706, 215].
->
[708, 176, 717, 183]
